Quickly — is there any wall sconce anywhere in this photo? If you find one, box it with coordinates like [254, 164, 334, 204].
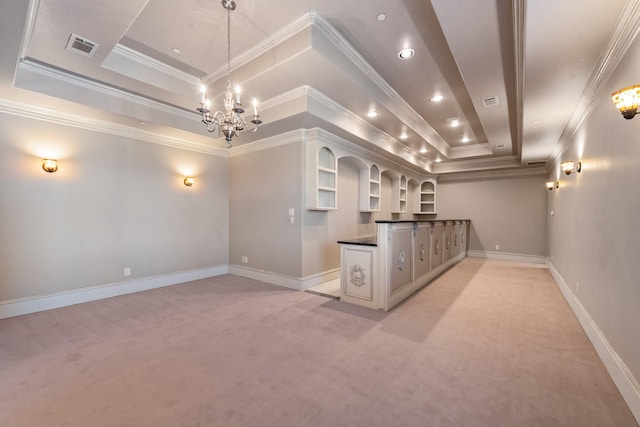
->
[42, 159, 58, 173]
[546, 181, 559, 190]
[183, 177, 195, 187]
[611, 85, 640, 119]
[561, 161, 581, 175]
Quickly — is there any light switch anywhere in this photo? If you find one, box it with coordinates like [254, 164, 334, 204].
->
[288, 208, 295, 216]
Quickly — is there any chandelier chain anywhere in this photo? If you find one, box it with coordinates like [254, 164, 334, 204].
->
[226, 3, 231, 88]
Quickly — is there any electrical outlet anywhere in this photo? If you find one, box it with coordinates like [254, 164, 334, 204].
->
[495, 245, 500, 250]
[124, 267, 131, 277]
[288, 208, 295, 216]
[242, 256, 248, 264]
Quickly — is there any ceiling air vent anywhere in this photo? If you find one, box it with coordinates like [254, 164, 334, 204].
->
[482, 96, 499, 108]
[495, 144, 506, 149]
[65, 34, 98, 57]
[527, 161, 547, 166]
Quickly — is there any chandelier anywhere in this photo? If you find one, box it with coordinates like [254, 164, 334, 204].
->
[197, 0, 262, 147]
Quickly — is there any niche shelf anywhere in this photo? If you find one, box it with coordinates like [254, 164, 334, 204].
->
[359, 164, 381, 212]
[415, 179, 437, 214]
[392, 175, 408, 213]
[307, 146, 337, 210]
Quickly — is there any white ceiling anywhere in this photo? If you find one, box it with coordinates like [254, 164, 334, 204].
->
[2, 0, 635, 175]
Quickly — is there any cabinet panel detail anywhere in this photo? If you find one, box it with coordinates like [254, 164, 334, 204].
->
[343, 248, 374, 301]
[414, 225, 431, 279]
[390, 228, 412, 293]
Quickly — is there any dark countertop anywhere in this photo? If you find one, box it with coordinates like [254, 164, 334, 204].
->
[375, 219, 470, 224]
[337, 236, 378, 247]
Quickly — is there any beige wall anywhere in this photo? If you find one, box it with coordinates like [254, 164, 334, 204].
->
[437, 174, 548, 257]
[229, 142, 303, 277]
[547, 33, 640, 383]
[0, 112, 229, 302]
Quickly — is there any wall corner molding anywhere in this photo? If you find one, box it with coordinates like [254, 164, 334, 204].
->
[467, 250, 547, 264]
[228, 264, 339, 290]
[549, 0, 640, 168]
[548, 261, 640, 424]
[0, 265, 229, 320]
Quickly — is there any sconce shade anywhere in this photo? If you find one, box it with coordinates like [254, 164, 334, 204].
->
[611, 85, 640, 119]
[42, 159, 58, 173]
[546, 181, 555, 190]
[561, 161, 574, 175]
[184, 177, 195, 187]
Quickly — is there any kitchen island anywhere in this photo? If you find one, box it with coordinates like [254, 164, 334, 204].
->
[338, 220, 470, 311]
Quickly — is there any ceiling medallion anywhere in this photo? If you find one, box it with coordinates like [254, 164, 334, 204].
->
[196, 0, 262, 147]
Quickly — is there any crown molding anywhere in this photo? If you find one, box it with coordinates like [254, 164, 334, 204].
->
[512, 0, 526, 158]
[305, 86, 432, 172]
[18, 59, 197, 122]
[438, 166, 546, 183]
[432, 155, 521, 174]
[549, 0, 640, 167]
[0, 96, 227, 157]
[203, 11, 318, 84]
[19, 0, 39, 60]
[104, 44, 201, 90]
[229, 129, 305, 157]
[447, 143, 493, 159]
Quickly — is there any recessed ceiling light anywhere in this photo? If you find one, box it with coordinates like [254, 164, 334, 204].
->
[367, 110, 378, 118]
[430, 95, 444, 103]
[377, 13, 387, 21]
[533, 120, 540, 124]
[461, 136, 470, 143]
[138, 121, 147, 125]
[447, 118, 460, 127]
[172, 47, 182, 54]
[420, 147, 428, 154]
[399, 132, 408, 140]
[435, 158, 442, 163]
[398, 48, 415, 60]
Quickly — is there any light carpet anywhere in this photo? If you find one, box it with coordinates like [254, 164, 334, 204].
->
[0, 258, 636, 426]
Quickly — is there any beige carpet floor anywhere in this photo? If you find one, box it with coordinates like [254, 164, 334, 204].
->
[0, 258, 637, 427]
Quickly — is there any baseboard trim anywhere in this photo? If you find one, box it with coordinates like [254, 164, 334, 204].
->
[228, 264, 340, 290]
[0, 265, 229, 319]
[548, 262, 640, 423]
[467, 250, 547, 264]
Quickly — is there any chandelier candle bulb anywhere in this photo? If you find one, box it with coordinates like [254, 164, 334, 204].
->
[253, 98, 258, 115]
[200, 85, 206, 105]
[235, 86, 241, 103]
